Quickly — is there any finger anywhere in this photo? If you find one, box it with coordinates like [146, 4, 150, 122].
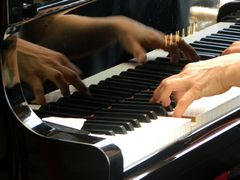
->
[144, 30, 166, 50]
[151, 78, 180, 106]
[168, 44, 181, 63]
[177, 39, 200, 61]
[56, 54, 82, 76]
[28, 77, 46, 105]
[124, 36, 147, 63]
[53, 65, 90, 96]
[173, 88, 198, 117]
[44, 67, 70, 97]
[222, 46, 240, 55]
[231, 41, 240, 46]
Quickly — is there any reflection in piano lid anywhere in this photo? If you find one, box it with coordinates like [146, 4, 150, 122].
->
[2, 1, 240, 180]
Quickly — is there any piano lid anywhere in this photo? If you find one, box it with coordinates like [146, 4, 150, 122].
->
[7, 0, 96, 26]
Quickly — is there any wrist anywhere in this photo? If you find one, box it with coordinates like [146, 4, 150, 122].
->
[224, 60, 240, 88]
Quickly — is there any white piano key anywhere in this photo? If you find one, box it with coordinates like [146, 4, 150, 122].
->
[39, 114, 191, 170]
[94, 116, 191, 170]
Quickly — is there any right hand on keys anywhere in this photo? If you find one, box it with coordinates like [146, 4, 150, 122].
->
[222, 41, 240, 55]
[151, 53, 240, 117]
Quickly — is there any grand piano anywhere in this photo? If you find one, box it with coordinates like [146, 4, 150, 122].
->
[2, 0, 240, 180]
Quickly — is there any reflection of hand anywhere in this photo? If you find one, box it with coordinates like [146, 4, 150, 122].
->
[151, 53, 240, 117]
[222, 41, 240, 55]
[2, 36, 20, 88]
[17, 38, 89, 105]
[112, 16, 199, 63]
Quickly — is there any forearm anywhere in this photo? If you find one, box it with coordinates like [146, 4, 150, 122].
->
[224, 53, 240, 88]
[38, 15, 123, 59]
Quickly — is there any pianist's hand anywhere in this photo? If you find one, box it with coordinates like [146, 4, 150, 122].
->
[222, 41, 240, 55]
[150, 53, 240, 117]
[17, 38, 89, 105]
[112, 16, 200, 63]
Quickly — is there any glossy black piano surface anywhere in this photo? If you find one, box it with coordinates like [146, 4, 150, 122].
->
[2, 0, 240, 180]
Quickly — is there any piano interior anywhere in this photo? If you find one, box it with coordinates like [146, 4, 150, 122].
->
[2, 0, 240, 180]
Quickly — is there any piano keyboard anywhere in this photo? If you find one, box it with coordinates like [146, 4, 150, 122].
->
[31, 22, 240, 171]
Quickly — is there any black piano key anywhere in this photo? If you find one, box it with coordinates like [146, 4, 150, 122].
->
[123, 98, 173, 112]
[133, 92, 153, 99]
[94, 111, 151, 123]
[121, 69, 166, 82]
[218, 29, 240, 37]
[82, 123, 127, 134]
[129, 66, 172, 77]
[110, 75, 154, 86]
[125, 97, 150, 102]
[34, 109, 81, 118]
[193, 40, 229, 48]
[95, 83, 139, 94]
[196, 51, 219, 59]
[111, 102, 168, 116]
[71, 91, 117, 103]
[40, 102, 92, 117]
[125, 97, 171, 111]
[89, 84, 133, 97]
[229, 25, 240, 29]
[197, 52, 218, 60]
[119, 72, 161, 84]
[155, 56, 188, 65]
[211, 33, 240, 41]
[154, 57, 185, 67]
[190, 42, 227, 51]
[57, 96, 109, 109]
[85, 120, 134, 131]
[223, 27, 240, 32]
[102, 107, 158, 119]
[98, 79, 149, 90]
[57, 97, 100, 111]
[201, 37, 234, 44]
[89, 93, 123, 101]
[144, 60, 183, 73]
[209, 34, 240, 42]
[86, 116, 141, 128]
[82, 128, 115, 135]
[107, 76, 153, 86]
[193, 47, 222, 54]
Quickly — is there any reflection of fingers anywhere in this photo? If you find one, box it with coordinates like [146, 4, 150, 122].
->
[29, 77, 46, 105]
[147, 30, 165, 49]
[45, 67, 70, 97]
[53, 65, 90, 96]
[60, 55, 82, 75]
[127, 37, 147, 63]
[178, 39, 200, 61]
[169, 44, 181, 63]
[70, 76, 90, 96]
